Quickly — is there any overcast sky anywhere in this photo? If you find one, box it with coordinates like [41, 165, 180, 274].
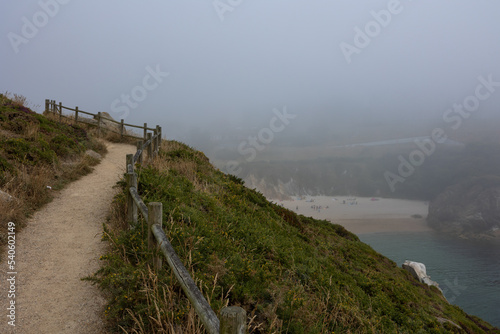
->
[1, 1, 499, 140]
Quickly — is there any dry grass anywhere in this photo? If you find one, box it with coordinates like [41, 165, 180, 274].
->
[120, 266, 206, 334]
[2, 91, 40, 111]
[0, 155, 102, 242]
[44, 110, 142, 146]
[0, 165, 52, 241]
[0, 94, 111, 254]
[152, 140, 214, 194]
[102, 193, 235, 334]
[117, 269, 234, 334]
[23, 121, 40, 140]
[7, 92, 27, 108]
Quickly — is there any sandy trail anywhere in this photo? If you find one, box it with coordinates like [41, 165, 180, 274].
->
[1, 142, 135, 334]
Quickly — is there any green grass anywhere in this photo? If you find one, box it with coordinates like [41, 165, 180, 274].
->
[0, 93, 107, 244]
[91, 141, 500, 333]
[0, 95, 91, 166]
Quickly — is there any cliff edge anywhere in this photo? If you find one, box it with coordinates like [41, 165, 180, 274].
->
[427, 176, 500, 239]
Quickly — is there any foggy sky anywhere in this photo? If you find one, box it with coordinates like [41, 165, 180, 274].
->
[1, 1, 500, 142]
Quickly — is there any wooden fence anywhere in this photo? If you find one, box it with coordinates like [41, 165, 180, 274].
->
[46, 100, 247, 333]
[45, 99, 161, 143]
[126, 145, 247, 334]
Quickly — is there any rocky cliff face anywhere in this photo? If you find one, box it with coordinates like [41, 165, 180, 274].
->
[427, 176, 500, 239]
[244, 175, 301, 200]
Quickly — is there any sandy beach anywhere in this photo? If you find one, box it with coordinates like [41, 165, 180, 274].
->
[275, 196, 431, 234]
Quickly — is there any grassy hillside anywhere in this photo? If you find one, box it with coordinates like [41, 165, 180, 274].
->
[0, 93, 106, 246]
[91, 140, 500, 333]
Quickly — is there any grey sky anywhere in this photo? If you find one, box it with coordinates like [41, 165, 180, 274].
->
[1, 1, 499, 141]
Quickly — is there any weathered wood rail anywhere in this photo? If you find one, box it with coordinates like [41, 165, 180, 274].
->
[126, 153, 247, 334]
[45, 99, 161, 142]
[48, 99, 247, 333]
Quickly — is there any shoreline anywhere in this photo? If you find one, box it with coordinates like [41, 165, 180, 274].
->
[273, 196, 431, 235]
[332, 218, 432, 234]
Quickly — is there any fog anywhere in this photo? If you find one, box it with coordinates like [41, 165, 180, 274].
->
[1, 1, 500, 156]
[4, 3, 500, 327]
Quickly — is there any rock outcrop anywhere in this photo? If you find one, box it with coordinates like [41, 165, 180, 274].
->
[85, 150, 102, 161]
[95, 112, 122, 132]
[244, 174, 298, 200]
[402, 260, 442, 292]
[78, 112, 122, 133]
[0, 189, 15, 203]
[427, 176, 500, 239]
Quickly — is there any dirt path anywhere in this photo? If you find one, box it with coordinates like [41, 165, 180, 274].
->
[1, 142, 135, 334]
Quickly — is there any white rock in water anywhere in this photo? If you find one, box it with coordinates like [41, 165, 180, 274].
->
[403, 260, 427, 281]
[402, 260, 442, 292]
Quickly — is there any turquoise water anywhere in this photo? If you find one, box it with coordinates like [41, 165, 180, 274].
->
[358, 231, 500, 328]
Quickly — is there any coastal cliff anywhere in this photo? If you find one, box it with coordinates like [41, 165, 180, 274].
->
[427, 176, 500, 239]
[93, 140, 500, 333]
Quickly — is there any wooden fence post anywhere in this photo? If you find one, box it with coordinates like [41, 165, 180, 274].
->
[45, 99, 49, 113]
[220, 307, 247, 334]
[137, 140, 143, 165]
[126, 154, 134, 173]
[59, 101, 62, 123]
[143, 123, 148, 141]
[148, 202, 163, 270]
[75, 106, 79, 125]
[158, 126, 162, 150]
[156, 125, 160, 154]
[120, 119, 124, 139]
[147, 133, 153, 162]
[97, 112, 102, 137]
[153, 129, 158, 157]
[127, 172, 138, 227]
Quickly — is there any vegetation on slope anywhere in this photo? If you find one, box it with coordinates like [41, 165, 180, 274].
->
[0, 93, 106, 247]
[91, 140, 499, 333]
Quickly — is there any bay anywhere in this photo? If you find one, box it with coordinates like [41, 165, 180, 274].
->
[358, 231, 500, 328]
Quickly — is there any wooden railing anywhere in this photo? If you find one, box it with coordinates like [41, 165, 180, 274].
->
[45, 99, 161, 142]
[125, 149, 247, 334]
[47, 99, 247, 333]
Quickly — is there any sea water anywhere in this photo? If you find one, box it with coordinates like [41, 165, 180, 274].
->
[358, 231, 500, 328]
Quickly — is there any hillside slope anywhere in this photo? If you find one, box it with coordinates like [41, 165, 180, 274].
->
[0, 94, 106, 244]
[92, 141, 500, 333]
